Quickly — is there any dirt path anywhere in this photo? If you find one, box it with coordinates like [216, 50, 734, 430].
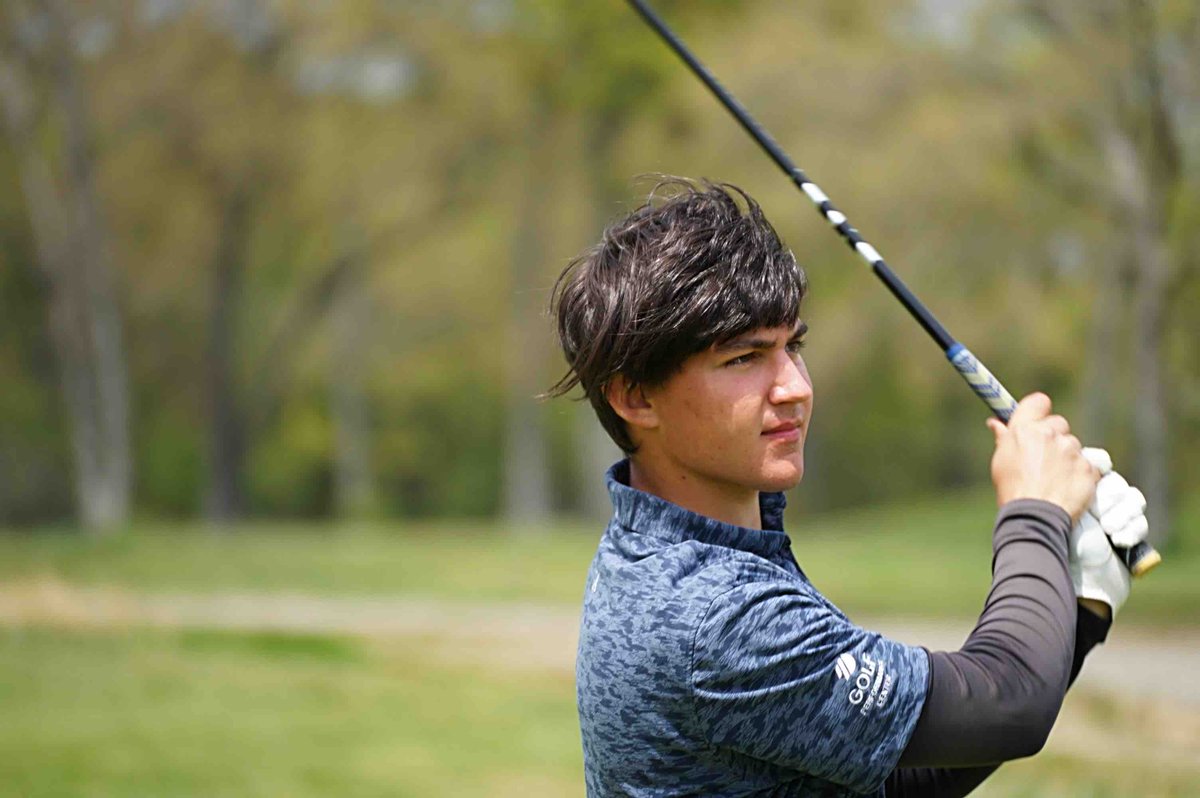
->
[0, 578, 582, 670]
[2, 578, 1199, 706]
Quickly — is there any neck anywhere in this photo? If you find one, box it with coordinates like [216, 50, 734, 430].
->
[628, 455, 762, 530]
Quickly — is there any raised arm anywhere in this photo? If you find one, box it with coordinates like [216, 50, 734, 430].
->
[885, 394, 1149, 797]
[902, 393, 1095, 768]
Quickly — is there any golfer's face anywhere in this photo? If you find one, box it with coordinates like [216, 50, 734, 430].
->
[650, 322, 813, 494]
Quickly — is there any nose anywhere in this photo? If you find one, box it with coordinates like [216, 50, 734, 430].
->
[769, 350, 813, 405]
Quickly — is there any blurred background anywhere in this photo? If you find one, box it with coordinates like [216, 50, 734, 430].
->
[0, 0, 1197, 795]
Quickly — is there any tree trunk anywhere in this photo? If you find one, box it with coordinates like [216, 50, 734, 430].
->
[51, 0, 132, 531]
[1130, 223, 1170, 546]
[503, 97, 554, 526]
[1079, 248, 1122, 445]
[0, 6, 132, 533]
[203, 187, 252, 522]
[330, 254, 375, 519]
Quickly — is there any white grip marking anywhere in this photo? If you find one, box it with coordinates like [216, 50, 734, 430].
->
[801, 182, 829, 204]
[855, 242, 883, 264]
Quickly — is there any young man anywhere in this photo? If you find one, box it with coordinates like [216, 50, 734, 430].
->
[548, 179, 1150, 797]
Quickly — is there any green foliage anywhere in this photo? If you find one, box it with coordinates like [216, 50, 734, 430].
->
[0, 0, 1195, 523]
[0, 198, 71, 523]
[247, 397, 333, 516]
[135, 411, 204, 517]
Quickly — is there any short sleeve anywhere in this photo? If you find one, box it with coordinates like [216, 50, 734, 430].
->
[691, 581, 929, 794]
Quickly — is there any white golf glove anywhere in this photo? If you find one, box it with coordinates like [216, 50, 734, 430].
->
[1068, 447, 1150, 617]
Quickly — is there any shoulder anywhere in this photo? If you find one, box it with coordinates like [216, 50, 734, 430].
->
[691, 565, 847, 670]
[581, 535, 810, 666]
[665, 542, 822, 634]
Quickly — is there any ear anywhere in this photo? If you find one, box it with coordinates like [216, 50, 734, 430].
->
[605, 374, 659, 432]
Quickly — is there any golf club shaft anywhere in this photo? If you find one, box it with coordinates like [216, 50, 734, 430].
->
[627, 0, 1160, 578]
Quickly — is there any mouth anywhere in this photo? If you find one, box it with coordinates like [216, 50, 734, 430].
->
[762, 421, 802, 442]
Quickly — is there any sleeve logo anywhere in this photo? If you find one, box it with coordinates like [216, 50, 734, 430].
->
[834, 651, 894, 717]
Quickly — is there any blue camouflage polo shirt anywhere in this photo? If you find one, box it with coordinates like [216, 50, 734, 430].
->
[577, 460, 930, 797]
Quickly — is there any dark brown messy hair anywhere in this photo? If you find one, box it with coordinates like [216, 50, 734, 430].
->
[546, 177, 807, 454]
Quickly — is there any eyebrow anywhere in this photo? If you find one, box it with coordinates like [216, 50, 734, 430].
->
[716, 321, 808, 353]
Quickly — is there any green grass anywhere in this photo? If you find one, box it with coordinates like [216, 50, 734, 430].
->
[0, 627, 1195, 797]
[1, 492, 1197, 797]
[0, 518, 600, 604]
[0, 627, 581, 797]
[2, 489, 1196, 623]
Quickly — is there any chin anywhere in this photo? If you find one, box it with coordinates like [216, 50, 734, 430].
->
[759, 459, 804, 492]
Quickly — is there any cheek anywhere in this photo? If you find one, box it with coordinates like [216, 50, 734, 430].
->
[729, 392, 765, 430]
[674, 377, 763, 440]
[674, 391, 721, 438]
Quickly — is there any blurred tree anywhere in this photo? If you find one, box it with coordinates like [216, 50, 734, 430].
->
[0, 0, 132, 533]
[0, 0, 1192, 529]
[504, 89, 555, 523]
[147, 15, 290, 522]
[89, 1, 341, 521]
[505, 0, 735, 520]
[1009, 0, 1199, 546]
[327, 242, 374, 519]
[0, 214, 71, 522]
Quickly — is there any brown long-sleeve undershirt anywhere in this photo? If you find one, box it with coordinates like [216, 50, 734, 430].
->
[883, 500, 1114, 797]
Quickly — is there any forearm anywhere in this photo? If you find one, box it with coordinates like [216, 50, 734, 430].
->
[886, 604, 1112, 797]
[899, 499, 1077, 768]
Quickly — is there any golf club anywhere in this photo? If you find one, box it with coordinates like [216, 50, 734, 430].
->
[626, 0, 1161, 577]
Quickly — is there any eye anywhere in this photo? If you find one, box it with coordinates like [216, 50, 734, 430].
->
[725, 352, 758, 367]
[787, 337, 808, 354]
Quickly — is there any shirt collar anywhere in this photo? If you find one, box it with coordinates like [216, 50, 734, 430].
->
[605, 459, 789, 559]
